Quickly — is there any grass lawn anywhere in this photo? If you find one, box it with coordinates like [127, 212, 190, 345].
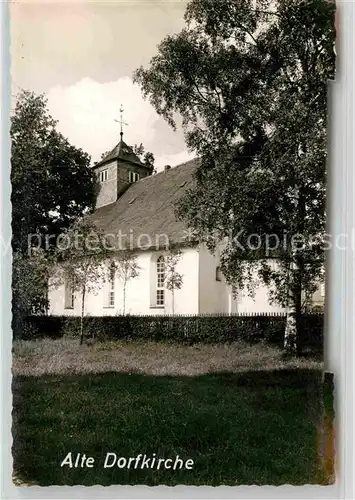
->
[12, 339, 331, 486]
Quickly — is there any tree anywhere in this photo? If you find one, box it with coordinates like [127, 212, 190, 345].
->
[114, 252, 140, 315]
[133, 143, 155, 171]
[134, 0, 335, 354]
[165, 250, 183, 314]
[54, 218, 109, 344]
[100, 150, 111, 160]
[11, 90, 98, 254]
[12, 249, 56, 338]
[11, 90, 99, 338]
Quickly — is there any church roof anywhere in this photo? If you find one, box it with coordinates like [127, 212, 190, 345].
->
[94, 139, 146, 169]
[90, 158, 201, 251]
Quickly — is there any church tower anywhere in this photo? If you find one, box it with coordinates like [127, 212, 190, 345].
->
[93, 106, 153, 209]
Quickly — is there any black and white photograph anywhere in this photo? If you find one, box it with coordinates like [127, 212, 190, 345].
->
[9, 0, 336, 487]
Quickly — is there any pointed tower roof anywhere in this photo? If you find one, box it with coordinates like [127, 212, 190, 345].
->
[94, 104, 151, 170]
[95, 139, 146, 169]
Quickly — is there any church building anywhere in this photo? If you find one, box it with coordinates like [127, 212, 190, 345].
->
[48, 126, 324, 317]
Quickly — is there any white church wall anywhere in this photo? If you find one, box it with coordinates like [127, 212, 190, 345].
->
[235, 260, 285, 314]
[163, 247, 200, 315]
[311, 284, 325, 309]
[198, 244, 230, 314]
[48, 263, 117, 317]
[48, 279, 76, 316]
[48, 247, 200, 316]
[236, 261, 325, 313]
[236, 283, 286, 314]
[48, 250, 324, 317]
[196, 244, 283, 315]
[112, 249, 199, 315]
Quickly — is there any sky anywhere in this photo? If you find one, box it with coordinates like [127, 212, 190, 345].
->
[10, 0, 194, 170]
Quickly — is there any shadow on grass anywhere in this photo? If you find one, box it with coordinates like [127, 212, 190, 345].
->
[12, 368, 330, 486]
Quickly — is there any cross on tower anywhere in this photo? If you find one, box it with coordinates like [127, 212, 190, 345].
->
[114, 104, 128, 141]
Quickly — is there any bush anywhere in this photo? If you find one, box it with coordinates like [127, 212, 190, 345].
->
[20, 313, 323, 351]
[298, 314, 324, 355]
[20, 316, 64, 340]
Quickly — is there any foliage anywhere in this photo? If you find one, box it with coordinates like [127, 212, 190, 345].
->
[134, 0, 335, 353]
[133, 143, 145, 157]
[100, 149, 111, 160]
[12, 250, 50, 313]
[113, 252, 140, 314]
[165, 250, 183, 291]
[22, 313, 324, 354]
[53, 218, 110, 344]
[11, 90, 98, 254]
[164, 250, 183, 314]
[133, 142, 155, 170]
[11, 90, 98, 338]
[12, 249, 55, 339]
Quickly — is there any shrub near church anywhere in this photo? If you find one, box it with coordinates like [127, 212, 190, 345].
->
[23, 312, 323, 353]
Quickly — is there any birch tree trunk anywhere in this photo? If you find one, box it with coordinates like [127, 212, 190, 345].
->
[284, 288, 298, 354]
[80, 285, 86, 345]
[284, 284, 303, 355]
[284, 181, 304, 356]
[123, 279, 126, 315]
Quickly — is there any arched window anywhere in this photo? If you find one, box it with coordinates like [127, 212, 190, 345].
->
[108, 261, 115, 307]
[156, 256, 166, 306]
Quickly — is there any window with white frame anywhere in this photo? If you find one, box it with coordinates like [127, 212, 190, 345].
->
[156, 256, 165, 306]
[129, 171, 140, 183]
[64, 278, 74, 309]
[108, 262, 115, 307]
[99, 169, 108, 182]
